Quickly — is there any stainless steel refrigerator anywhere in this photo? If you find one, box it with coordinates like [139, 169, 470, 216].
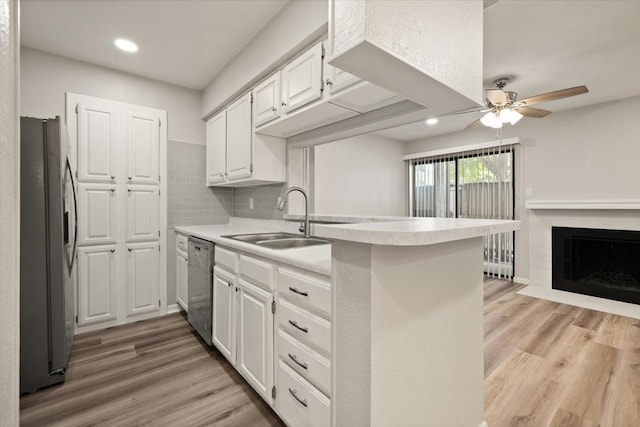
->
[20, 116, 78, 394]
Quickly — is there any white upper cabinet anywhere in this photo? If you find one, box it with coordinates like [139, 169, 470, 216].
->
[125, 242, 160, 317]
[253, 72, 281, 127]
[78, 183, 117, 245]
[125, 111, 160, 185]
[125, 185, 159, 242]
[206, 110, 226, 185]
[226, 93, 253, 181]
[325, 63, 360, 94]
[282, 42, 323, 113]
[77, 102, 117, 183]
[77, 245, 118, 325]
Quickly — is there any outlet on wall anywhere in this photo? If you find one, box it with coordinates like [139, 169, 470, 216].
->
[249, 198, 254, 209]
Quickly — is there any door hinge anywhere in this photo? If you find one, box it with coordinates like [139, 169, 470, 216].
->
[158, 245, 161, 251]
[158, 189, 161, 197]
[250, 93, 254, 104]
[75, 104, 79, 114]
[75, 315, 78, 323]
[158, 299, 161, 307]
[272, 385, 276, 399]
[271, 300, 276, 314]
[158, 230, 160, 237]
[158, 119, 161, 127]
[321, 78, 325, 92]
[321, 44, 325, 59]
[250, 163, 253, 173]
[158, 175, 161, 183]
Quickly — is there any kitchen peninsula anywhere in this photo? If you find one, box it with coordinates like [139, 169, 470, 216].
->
[314, 217, 519, 427]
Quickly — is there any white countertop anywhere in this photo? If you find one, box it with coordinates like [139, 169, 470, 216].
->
[175, 220, 332, 276]
[314, 217, 520, 246]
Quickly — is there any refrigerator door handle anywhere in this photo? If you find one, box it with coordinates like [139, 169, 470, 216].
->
[66, 158, 78, 271]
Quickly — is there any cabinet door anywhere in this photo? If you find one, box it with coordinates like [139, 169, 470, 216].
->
[237, 279, 274, 404]
[282, 42, 323, 113]
[206, 110, 227, 185]
[78, 183, 117, 245]
[325, 62, 360, 94]
[126, 242, 160, 317]
[125, 111, 160, 184]
[77, 245, 117, 325]
[253, 72, 281, 127]
[77, 102, 118, 182]
[226, 93, 253, 181]
[126, 185, 159, 242]
[176, 251, 188, 311]
[212, 266, 236, 365]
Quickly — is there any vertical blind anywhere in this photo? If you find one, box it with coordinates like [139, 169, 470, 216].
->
[409, 144, 515, 278]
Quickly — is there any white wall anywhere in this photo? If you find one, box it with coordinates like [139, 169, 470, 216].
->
[404, 95, 640, 281]
[21, 47, 204, 144]
[201, 0, 328, 118]
[0, 0, 20, 423]
[314, 134, 407, 216]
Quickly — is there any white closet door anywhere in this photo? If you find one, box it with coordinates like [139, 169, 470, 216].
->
[206, 110, 227, 185]
[77, 102, 118, 182]
[126, 242, 160, 317]
[125, 111, 160, 184]
[282, 42, 323, 112]
[77, 245, 118, 325]
[126, 185, 159, 242]
[78, 183, 117, 245]
[226, 93, 252, 181]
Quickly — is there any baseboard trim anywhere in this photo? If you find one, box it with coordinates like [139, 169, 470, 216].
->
[166, 304, 183, 314]
[513, 276, 530, 285]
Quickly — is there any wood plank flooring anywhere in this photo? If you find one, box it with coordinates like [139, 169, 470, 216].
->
[20, 280, 640, 426]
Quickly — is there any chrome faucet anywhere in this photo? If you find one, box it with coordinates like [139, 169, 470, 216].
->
[277, 186, 310, 237]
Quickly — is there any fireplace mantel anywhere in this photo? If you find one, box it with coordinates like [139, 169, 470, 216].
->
[526, 199, 640, 210]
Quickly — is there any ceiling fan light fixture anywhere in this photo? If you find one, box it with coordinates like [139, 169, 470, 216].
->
[499, 109, 523, 125]
[481, 111, 503, 129]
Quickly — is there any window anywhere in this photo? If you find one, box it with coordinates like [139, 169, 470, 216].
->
[409, 145, 515, 278]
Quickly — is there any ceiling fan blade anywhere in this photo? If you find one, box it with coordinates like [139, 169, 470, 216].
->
[515, 106, 552, 118]
[465, 118, 483, 129]
[485, 89, 507, 105]
[517, 86, 588, 106]
[447, 107, 491, 116]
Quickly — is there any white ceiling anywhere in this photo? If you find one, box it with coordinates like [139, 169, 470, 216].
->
[20, 1, 640, 140]
[20, 0, 288, 90]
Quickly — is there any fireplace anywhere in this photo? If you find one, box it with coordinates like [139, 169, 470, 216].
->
[552, 227, 640, 305]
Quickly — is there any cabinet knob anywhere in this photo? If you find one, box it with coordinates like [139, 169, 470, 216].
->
[128, 176, 132, 180]
[110, 249, 115, 253]
[227, 281, 232, 288]
[110, 188, 116, 193]
[111, 175, 115, 180]
[281, 101, 287, 107]
[271, 107, 277, 112]
[326, 79, 333, 86]
[128, 248, 132, 252]
[127, 189, 132, 193]
[219, 173, 225, 177]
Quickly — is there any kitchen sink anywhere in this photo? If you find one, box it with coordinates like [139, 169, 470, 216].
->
[256, 237, 330, 249]
[221, 232, 331, 250]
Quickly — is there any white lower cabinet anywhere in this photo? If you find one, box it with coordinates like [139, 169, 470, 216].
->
[125, 242, 160, 317]
[176, 232, 188, 311]
[77, 245, 118, 326]
[212, 266, 236, 365]
[237, 278, 274, 404]
[276, 360, 331, 427]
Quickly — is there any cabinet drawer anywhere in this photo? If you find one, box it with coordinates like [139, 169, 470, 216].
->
[240, 254, 274, 291]
[276, 359, 330, 427]
[215, 246, 238, 273]
[279, 299, 330, 355]
[278, 329, 330, 397]
[278, 268, 330, 316]
[176, 233, 188, 252]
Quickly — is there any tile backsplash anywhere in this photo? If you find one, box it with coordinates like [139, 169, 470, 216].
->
[168, 141, 286, 225]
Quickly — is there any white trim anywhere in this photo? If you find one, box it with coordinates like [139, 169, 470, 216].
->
[525, 199, 640, 210]
[402, 137, 520, 161]
[166, 303, 183, 314]
[168, 138, 205, 146]
[513, 276, 530, 285]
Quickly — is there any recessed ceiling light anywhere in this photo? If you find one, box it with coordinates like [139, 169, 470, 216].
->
[114, 38, 138, 53]
[426, 118, 438, 126]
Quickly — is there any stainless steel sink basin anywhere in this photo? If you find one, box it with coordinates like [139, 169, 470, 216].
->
[221, 232, 331, 250]
[256, 237, 331, 250]
[222, 232, 300, 244]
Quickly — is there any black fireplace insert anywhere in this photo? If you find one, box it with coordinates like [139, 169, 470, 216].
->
[552, 226, 640, 305]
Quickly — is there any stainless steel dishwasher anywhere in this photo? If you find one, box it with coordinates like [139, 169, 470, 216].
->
[187, 237, 214, 345]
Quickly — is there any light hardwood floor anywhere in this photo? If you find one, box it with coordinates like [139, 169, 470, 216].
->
[21, 280, 640, 426]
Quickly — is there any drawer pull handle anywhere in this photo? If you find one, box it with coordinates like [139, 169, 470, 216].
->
[288, 320, 308, 333]
[288, 287, 308, 297]
[288, 388, 308, 407]
[288, 353, 308, 370]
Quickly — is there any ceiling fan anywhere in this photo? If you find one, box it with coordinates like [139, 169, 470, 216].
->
[461, 78, 589, 129]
